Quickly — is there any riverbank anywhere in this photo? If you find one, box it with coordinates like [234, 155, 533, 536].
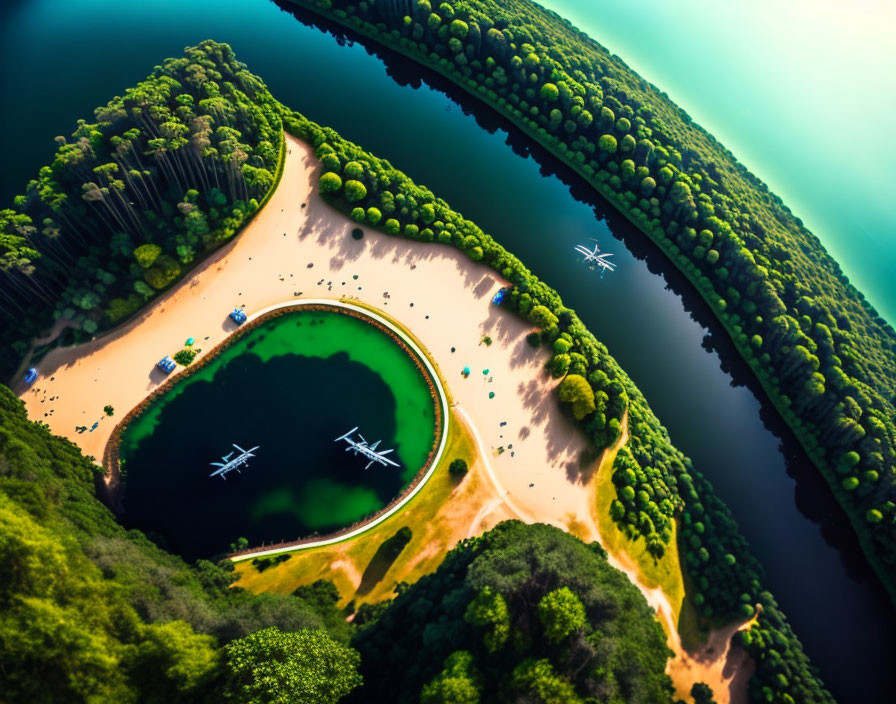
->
[15, 132, 599, 545]
[281, 0, 896, 614]
[17, 131, 758, 701]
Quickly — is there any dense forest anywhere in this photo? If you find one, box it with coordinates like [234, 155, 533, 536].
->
[2, 385, 685, 704]
[0, 41, 836, 702]
[351, 521, 673, 703]
[0, 384, 359, 703]
[0, 41, 284, 378]
[282, 0, 896, 603]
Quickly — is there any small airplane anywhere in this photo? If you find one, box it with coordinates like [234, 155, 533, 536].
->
[335, 427, 400, 469]
[209, 443, 260, 479]
[574, 239, 617, 273]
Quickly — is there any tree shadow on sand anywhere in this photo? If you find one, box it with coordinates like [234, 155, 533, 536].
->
[355, 526, 413, 596]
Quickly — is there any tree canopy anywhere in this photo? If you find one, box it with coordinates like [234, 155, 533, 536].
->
[350, 521, 673, 703]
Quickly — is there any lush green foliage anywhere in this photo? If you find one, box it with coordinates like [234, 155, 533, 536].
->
[0, 364, 353, 702]
[288, 0, 896, 609]
[223, 627, 362, 703]
[173, 348, 197, 366]
[0, 40, 836, 703]
[350, 522, 673, 703]
[282, 101, 832, 703]
[0, 40, 283, 376]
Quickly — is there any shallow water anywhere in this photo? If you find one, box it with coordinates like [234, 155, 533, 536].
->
[1, 0, 894, 698]
[119, 309, 435, 559]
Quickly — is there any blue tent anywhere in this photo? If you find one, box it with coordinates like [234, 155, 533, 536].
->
[157, 356, 176, 374]
[491, 287, 510, 305]
[230, 308, 247, 324]
[24, 368, 38, 384]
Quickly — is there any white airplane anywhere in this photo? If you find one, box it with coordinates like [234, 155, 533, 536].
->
[209, 443, 260, 479]
[574, 239, 617, 273]
[335, 427, 400, 469]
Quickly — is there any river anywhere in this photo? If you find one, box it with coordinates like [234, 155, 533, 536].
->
[0, 0, 892, 699]
[539, 0, 896, 326]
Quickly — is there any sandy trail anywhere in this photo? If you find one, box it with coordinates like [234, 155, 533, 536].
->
[17, 134, 752, 702]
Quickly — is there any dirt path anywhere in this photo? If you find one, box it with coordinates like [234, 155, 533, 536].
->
[587, 414, 754, 704]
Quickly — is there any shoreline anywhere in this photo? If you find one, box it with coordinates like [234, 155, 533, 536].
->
[16, 131, 749, 700]
[16, 133, 601, 556]
[104, 301, 448, 546]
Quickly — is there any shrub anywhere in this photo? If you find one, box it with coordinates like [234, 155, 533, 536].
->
[319, 171, 343, 194]
[134, 243, 161, 269]
[173, 349, 196, 366]
[449, 458, 469, 479]
[344, 180, 368, 202]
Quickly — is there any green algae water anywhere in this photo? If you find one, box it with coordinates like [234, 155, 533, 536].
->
[118, 308, 436, 559]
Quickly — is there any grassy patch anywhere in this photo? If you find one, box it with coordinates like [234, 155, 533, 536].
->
[593, 438, 692, 638]
[234, 408, 478, 606]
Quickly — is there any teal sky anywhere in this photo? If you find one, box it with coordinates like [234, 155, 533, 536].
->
[540, 0, 896, 323]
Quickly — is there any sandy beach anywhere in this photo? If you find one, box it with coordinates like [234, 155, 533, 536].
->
[16, 133, 751, 702]
[16, 133, 596, 535]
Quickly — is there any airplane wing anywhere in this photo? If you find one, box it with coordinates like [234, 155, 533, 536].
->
[233, 444, 246, 454]
[574, 245, 591, 256]
[224, 452, 234, 462]
[335, 427, 359, 442]
[210, 461, 225, 467]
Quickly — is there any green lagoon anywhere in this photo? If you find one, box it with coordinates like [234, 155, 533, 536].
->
[118, 308, 436, 560]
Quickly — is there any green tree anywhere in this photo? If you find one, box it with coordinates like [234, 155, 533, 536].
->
[134, 243, 162, 268]
[464, 586, 510, 653]
[449, 458, 469, 479]
[343, 160, 365, 180]
[557, 374, 595, 419]
[126, 621, 220, 702]
[420, 651, 480, 704]
[511, 659, 583, 704]
[598, 134, 617, 154]
[547, 353, 570, 378]
[319, 171, 343, 194]
[537, 587, 585, 642]
[691, 682, 717, 704]
[344, 180, 368, 202]
[540, 83, 559, 102]
[224, 627, 361, 704]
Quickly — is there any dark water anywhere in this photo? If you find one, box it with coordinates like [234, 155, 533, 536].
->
[119, 310, 435, 560]
[1, 0, 893, 699]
